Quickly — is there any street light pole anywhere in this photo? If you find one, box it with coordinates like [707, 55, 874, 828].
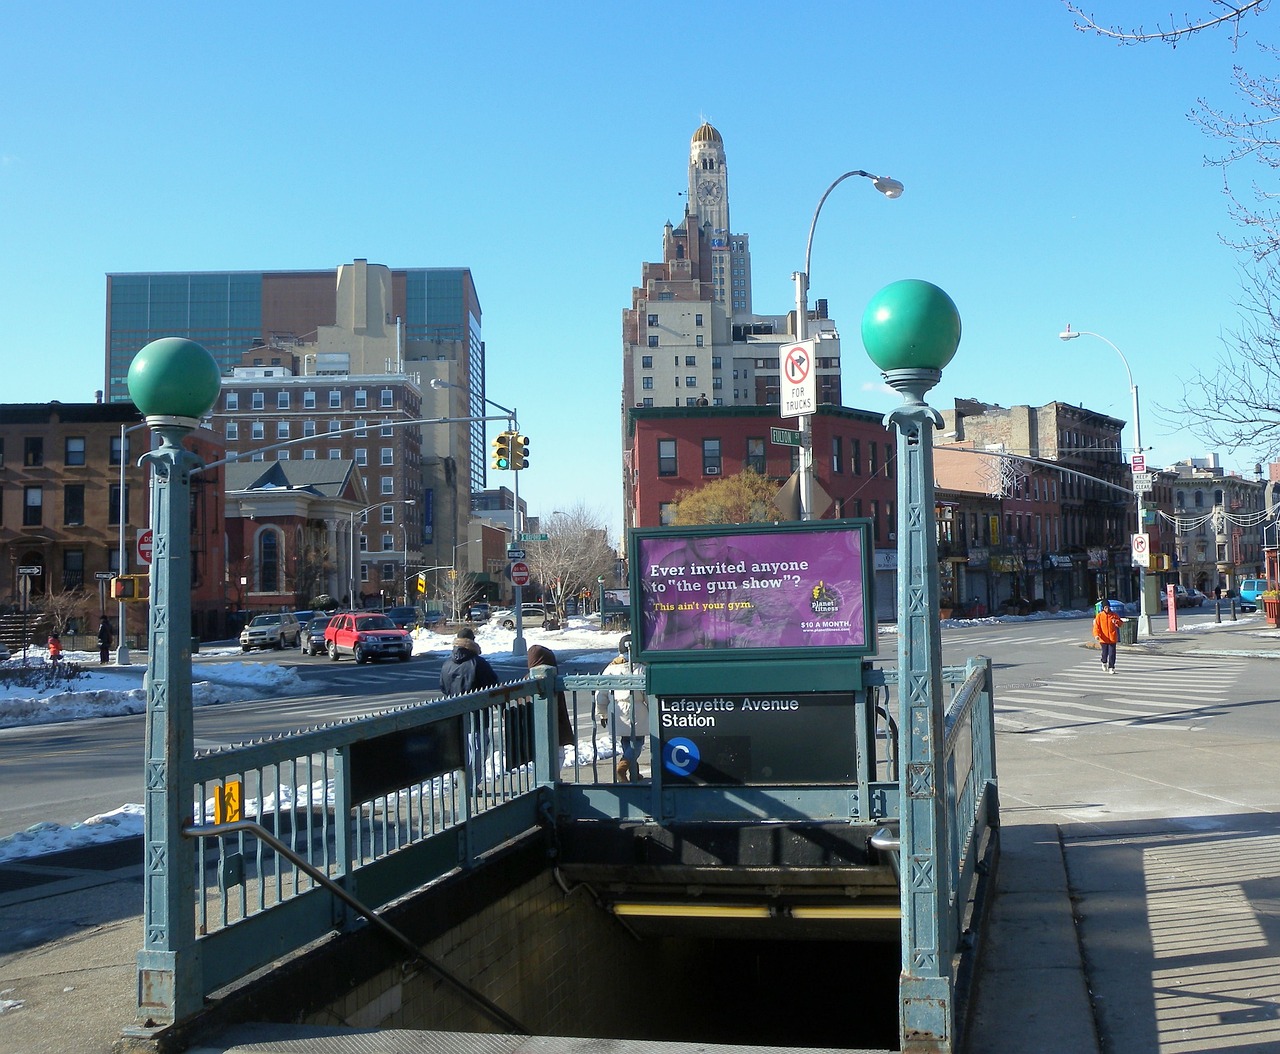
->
[431, 378, 528, 657]
[793, 170, 904, 519]
[1059, 327, 1150, 636]
[348, 499, 414, 610]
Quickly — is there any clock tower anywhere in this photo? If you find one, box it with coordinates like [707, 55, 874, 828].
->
[689, 122, 729, 233]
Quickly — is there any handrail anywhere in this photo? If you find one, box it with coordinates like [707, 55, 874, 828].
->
[185, 819, 530, 1036]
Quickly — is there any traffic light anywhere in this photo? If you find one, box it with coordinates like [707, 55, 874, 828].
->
[510, 433, 529, 471]
[110, 576, 135, 600]
[492, 431, 512, 470]
[415, 572, 426, 595]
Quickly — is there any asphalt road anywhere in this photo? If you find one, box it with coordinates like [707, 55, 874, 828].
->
[0, 642, 619, 840]
[4, 612, 1273, 841]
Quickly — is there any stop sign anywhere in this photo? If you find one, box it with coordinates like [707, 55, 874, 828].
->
[510, 560, 530, 586]
[137, 528, 154, 565]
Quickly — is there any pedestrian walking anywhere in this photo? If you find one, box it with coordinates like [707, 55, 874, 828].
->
[595, 635, 648, 782]
[439, 626, 500, 791]
[526, 644, 575, 769]
[1093, 600, 1124, 674]
[47, 633, 63, 664]
[96, 617, 113, 665]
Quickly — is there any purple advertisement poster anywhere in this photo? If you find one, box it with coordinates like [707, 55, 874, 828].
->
[635, 525, 869, 653]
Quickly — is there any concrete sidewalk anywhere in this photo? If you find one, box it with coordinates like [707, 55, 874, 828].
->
[3, 618, 1279, 1053]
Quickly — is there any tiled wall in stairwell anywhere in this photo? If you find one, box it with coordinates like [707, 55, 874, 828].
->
[304, 868, 676, 1038]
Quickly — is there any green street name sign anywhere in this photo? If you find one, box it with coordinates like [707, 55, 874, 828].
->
[770, 427, 803, 447]
[521, 533, 549, 541]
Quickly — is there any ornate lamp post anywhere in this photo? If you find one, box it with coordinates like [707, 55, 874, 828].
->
[862, 279, 962, 1050]
[125, 337, 221, 1027]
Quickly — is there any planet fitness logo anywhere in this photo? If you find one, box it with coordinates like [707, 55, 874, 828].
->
[810, 580, 841, 617]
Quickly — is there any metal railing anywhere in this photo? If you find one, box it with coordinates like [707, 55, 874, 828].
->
[155, 662, 997, 1036]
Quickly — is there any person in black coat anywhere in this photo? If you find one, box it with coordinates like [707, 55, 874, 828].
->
[439, 627, 499, 792]
[438, 627, 499, 696]
[96, 617, 113, 665]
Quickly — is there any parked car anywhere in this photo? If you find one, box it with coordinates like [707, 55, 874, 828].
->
[1238, 578, 1267, 608]
[384, 606, 420, 631]
[1181, 587, 1208, 608]
[240, 612, 302, 651]
[324, 612, 412, 663]
[493, 604, 549, 630]
[299, 615, 333, 656]
[467, 603, 491, 623]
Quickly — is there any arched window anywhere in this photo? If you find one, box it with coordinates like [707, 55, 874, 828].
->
[258, 529, 281, 593]
[1194, 491, 1204, 508]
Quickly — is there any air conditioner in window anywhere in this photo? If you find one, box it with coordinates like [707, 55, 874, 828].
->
[705, 466, 720, 475]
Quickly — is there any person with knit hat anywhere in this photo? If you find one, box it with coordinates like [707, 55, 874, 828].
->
[594, 635, 649, 782]
[439, 626, 499, 697]
[440, 625, 500, 792]
[527, 644, 575, 767]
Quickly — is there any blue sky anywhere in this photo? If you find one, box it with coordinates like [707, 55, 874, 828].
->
[1, 2, 1269, 538]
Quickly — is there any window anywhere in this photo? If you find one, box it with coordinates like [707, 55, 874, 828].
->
[380, 389, 393, 408]
[703, 438, 722, 475]
[647, 314, 658, 326]
[868, 443, 877, 476]
[225, 392, 239, 411]
[252, 422, 265, 440]
[303, 420, 316, 437]
[381, 505, 396, 523]
[641, 355, 653, 369]
[225, 422, 239, 440]
[276, 421, 290, 439]
[870, 500, 880, 543]
[355, 389, 368, 409]
[696, 335, 704, 347]
[712, 356, 721, 369]
[381, 563, 395, 581]
[63, 484, 85, 525]
[380, 533, 395, 552]
[24, 437, 43, 467]
[21, 485, 42, 526]
[381, 420, 393, 436]
[251, 452, 265, 461]
[658, 439, 677, 477]
[642, 377, 654, 390]
[747, 438, 766, 474]
[358, 534, 369, 552]
[381, 447, 394, 466]
[355, 449, 367, 466]
[696, 313, 703, 326]
[642, 397, 653, 407]
[659, 502, 678, 526]
[832, 436, 843, 474]
[360, 563, 369, 582]
[686, 356, 697, 367]
[64, 437, 86, 466]
[381, 477, 394, 495]
[328, 419, 341, 436]
[686, 376, 697, 387]
[63, 549, 84, 589]
[277, 391, 290, 409]
[258, 530, 280, 592]
[712, 377, 722, 389]
[303, 390, 316, 409]
[251, 392, 265, 410]
[355, 419, 368, 437]
[277, 450, 290, 460]
[303, 449, 316, 459]
[108, 483, 129, 525]
[329, 449, 342, 459]
[648, 335, 659, 348]
[884, 443, 894, 479]
[329, 390, 342, 408]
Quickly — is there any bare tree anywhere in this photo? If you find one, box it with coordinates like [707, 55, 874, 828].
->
[440, 570, 481, 623]
[1064, 1, 1268, 46]
[525, 503, 616, 616]
[40, 587, 97, 638]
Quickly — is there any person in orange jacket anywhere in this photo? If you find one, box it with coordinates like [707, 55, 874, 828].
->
[47, 633, 63, 664]
[1092, 600, 1124, 674]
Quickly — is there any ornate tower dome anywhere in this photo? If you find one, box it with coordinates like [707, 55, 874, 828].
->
[691, 122, 723, 145]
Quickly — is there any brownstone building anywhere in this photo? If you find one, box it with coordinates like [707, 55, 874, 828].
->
[0, 402, 227, 638]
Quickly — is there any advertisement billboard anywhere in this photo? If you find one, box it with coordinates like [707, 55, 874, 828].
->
[630, 520, 874, 661]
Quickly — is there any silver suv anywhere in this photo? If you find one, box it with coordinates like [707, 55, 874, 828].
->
[240, 612, 302, 651]
[494, 604, 548, 629]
